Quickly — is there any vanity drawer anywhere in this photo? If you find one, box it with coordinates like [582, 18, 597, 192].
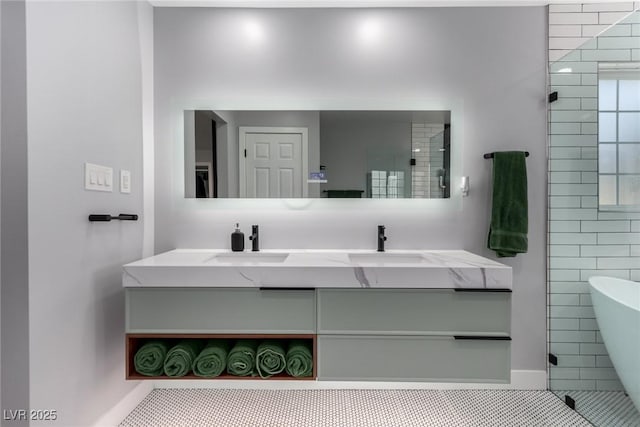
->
[126, 288, 315, 333]
[317, 335, 510, 382]
[317, 289, 510, 335]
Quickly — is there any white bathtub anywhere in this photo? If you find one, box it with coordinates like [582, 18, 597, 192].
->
[589, 276, 640, 412]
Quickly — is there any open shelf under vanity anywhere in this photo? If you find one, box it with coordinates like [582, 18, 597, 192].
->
[126, 333, 317, 381]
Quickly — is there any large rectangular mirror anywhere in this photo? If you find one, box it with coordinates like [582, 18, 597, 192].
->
[185, 110, 451, 199]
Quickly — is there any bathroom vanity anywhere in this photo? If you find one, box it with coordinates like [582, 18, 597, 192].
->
[123, 249, 512, 383]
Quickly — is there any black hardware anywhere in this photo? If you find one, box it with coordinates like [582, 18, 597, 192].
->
[244, 149, 247, 158]
[259, 287, 315, 291]
[88, 214, 138, 222]
[564, 395, 576, 410]
[453, 335, 511, 340]
[483, 151, 529, 159]
[549, 353, 558, 366]
[249, 224, 259, 252]
[549, 91, 559, 103]
[454, 288, 512, 293]
[377, 225, 387, 252]
[410, 158, 416, 166]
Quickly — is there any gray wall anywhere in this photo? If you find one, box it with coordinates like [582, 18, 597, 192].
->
[1, 1, 29, 424]
[26, 1, 150, 425]
[154, 7, 548, 372]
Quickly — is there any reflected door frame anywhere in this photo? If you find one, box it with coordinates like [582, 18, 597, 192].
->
[239, 126, 309, 198]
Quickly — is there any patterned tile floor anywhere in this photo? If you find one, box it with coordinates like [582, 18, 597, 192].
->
[120, 389, 592, 427]
[555, 391, 640, 427]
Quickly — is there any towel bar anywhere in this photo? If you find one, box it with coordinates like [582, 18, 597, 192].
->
[89, 214, 138, 222]
[483, 152, 529, 159]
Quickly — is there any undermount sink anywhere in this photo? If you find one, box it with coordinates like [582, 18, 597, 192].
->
[348, 253, 425, 264]
[209, 252, 290, 263]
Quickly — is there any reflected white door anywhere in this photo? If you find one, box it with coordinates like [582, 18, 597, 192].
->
[239, 127, 308, 198]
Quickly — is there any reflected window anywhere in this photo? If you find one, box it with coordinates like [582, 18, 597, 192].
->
[598, 63, 640, 208]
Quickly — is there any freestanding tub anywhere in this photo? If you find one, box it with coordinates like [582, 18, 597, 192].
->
[589, 276, 640, 412]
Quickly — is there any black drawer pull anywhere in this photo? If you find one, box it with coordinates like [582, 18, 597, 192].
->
[454, 288, 512, 293]
[454, 335, 511, 341]
[259, 287, 315, 291]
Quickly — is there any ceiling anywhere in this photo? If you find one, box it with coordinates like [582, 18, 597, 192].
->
[148, 0, 586, 7]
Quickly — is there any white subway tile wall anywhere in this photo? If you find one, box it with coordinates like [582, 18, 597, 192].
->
[411, 123, 444, 198]
[549, 4, 640, 392]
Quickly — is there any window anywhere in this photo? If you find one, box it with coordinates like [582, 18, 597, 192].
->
[598, 63, 640, 209]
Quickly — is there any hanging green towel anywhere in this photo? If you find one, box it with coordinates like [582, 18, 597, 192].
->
[256, 340, 287, 378]
[227, 340, 258, 377]
[163, 340, 203, 377]
[192, 340, 231, 378]
[285, 340, 313, 378]
[488, 151, 528, 257]
[134, 341, 169, 377]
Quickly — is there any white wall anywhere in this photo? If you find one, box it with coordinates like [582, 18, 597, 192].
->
[154, 7, 548, 372]
[26, 1, 151, 425]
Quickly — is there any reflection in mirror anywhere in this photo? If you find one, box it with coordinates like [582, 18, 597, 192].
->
[598, 62, 640, 209]
[184, 110, 451, 199]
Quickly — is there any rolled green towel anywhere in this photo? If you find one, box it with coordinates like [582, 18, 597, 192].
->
[192, 340, 230, 378]
[285, 340, 313, 378]
[256, 340, 286, 378]
[163, 340, 203, 377]
[134, 341, 169, 376]
[227, 340, 258, 376]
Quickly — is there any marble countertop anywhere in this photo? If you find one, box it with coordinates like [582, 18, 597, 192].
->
[123, 249, 512, 290]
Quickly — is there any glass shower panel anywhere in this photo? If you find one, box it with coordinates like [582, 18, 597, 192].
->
[548, 7, 640, 426]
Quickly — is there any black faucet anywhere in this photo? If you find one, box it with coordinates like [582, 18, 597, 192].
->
[377, 225, 387, 252]
[249, 225, 259, 252]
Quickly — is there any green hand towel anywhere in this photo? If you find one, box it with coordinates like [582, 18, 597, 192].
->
[192, 340, 230, 378]
[256, 340, 286, 378]
[488, 151, 528, 257]
[163, 340, 203, 377]
[227, 340, 258, 377]
[134, 341, 169, 377]
[285, 340, 313, 378]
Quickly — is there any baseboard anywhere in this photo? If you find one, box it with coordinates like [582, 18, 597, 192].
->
[92, 382, 154, 427]
[153, 370, 547, 391]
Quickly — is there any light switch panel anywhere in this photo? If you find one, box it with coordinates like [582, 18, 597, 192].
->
[120, 170, 131, 194]
[85, 163, 113, 192]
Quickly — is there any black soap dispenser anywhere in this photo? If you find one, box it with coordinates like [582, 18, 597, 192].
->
[231, 223, 245, 252]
